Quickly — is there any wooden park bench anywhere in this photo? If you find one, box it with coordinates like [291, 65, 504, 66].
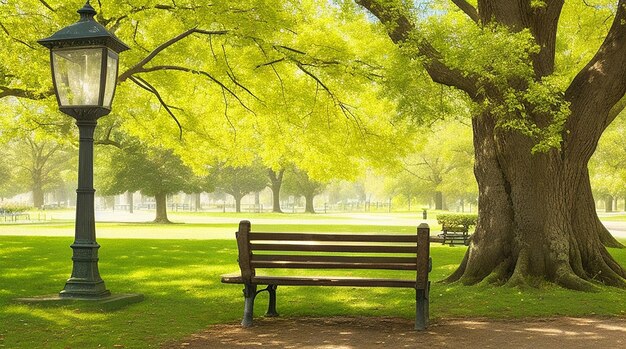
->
[439, 223, 470, 246]
[221, 220, 432, 330]
[0, 210, 30, 222]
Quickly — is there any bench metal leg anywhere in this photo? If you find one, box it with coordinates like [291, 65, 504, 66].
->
[415, 282, 430, 330]
[265, 284, 279, 317]
[242, 284, 257, 327]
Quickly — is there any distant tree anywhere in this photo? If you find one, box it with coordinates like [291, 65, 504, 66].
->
[9, 135, 74, 208]
[283, 168, 326, 213]
[384, 171, 428, 211]
[215, 164, 267, 213]
[96, 143, 196, 223]
[0, 148, 19, 201]
[392, 122, 474, 210]
[267, 168, 286, 213]
[590, 111, 626, 212]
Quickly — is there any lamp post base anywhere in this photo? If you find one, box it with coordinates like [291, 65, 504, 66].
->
[59, 280, 111, 299]
[60, 240, 109, 299]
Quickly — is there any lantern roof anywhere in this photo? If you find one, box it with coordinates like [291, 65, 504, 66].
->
[38, 1, 129, 53]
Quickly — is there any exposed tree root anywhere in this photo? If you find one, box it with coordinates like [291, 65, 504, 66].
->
[554, 264, 597, 292]
[588, 253, 626, 288]
[506, 249, 531, 288]
[598, 227, 624, 249]
[600, 248, 626, 279]
[480, 257, 513, 286]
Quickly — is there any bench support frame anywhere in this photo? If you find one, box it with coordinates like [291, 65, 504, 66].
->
[242, 283, 279, 327]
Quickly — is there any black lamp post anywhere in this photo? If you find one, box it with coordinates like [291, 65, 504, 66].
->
[38, 1, 129, 299]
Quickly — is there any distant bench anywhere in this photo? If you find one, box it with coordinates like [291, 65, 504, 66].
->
[439, 223, 470, 246]
[221, 220, 432, 330]
[0, 211, 30, 222]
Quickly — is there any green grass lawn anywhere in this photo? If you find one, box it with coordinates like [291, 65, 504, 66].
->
[1, 235, 626, 348]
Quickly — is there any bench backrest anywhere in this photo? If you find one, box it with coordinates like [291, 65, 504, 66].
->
[235, 220, 430, 290]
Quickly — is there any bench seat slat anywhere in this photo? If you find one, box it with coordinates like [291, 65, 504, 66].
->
[221, 274, 417, 288]
[251, 261, 417, 270]
[253, 254, 416, 265]
[249, 232, 418, 243]
[250, 243, 417, 254]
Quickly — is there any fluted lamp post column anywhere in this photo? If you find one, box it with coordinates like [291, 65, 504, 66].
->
[38, 1, 129, 299]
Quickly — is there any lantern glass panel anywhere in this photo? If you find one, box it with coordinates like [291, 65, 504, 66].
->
[102, 50, 119, 108]
[52, 48, 103, 107]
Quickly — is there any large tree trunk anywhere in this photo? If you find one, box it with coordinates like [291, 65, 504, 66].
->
[446, 113, 626, 290]
[154, 193, 171, 223]
[268, 169, 284, 213]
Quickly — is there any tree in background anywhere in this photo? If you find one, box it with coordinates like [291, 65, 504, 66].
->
[0, 150, 19, 201]
[385, 121, 474, 211]
[283, 168, 326, 213]
[384, 172, 425, 211]
[590, 110, 626, 212]
[267, 168, 286, 213]
[403, 122, 475, 210]
[215, 164, 268, 213]
[1, 0, 412, 218]
[8, 134, 74, 208]
[96, 142, 196, 223]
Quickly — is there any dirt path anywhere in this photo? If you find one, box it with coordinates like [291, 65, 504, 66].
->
[162, 316, 626, 348]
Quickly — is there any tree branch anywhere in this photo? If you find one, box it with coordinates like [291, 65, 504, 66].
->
[95, 139, 123, 148]
[564, 0, 626, 158]
[222, 44, 263, 103]
[0, 21, 37, 49]
[128, 76, 184, 139]
[0, 86, 54, 100]
[138, 65, 255, 114]
[450, 0, 479, 23]
[355, 0, 478, 97]
[119, 28, 228, 82]
[38, 0, 55, 12]
[95, 125, 123, 148]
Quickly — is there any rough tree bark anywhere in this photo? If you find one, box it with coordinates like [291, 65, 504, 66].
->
[357, 0, 626, 289]
[154, 193, 171, 223]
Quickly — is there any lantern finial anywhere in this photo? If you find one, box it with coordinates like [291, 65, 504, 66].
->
[77, 1, 97, 22]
